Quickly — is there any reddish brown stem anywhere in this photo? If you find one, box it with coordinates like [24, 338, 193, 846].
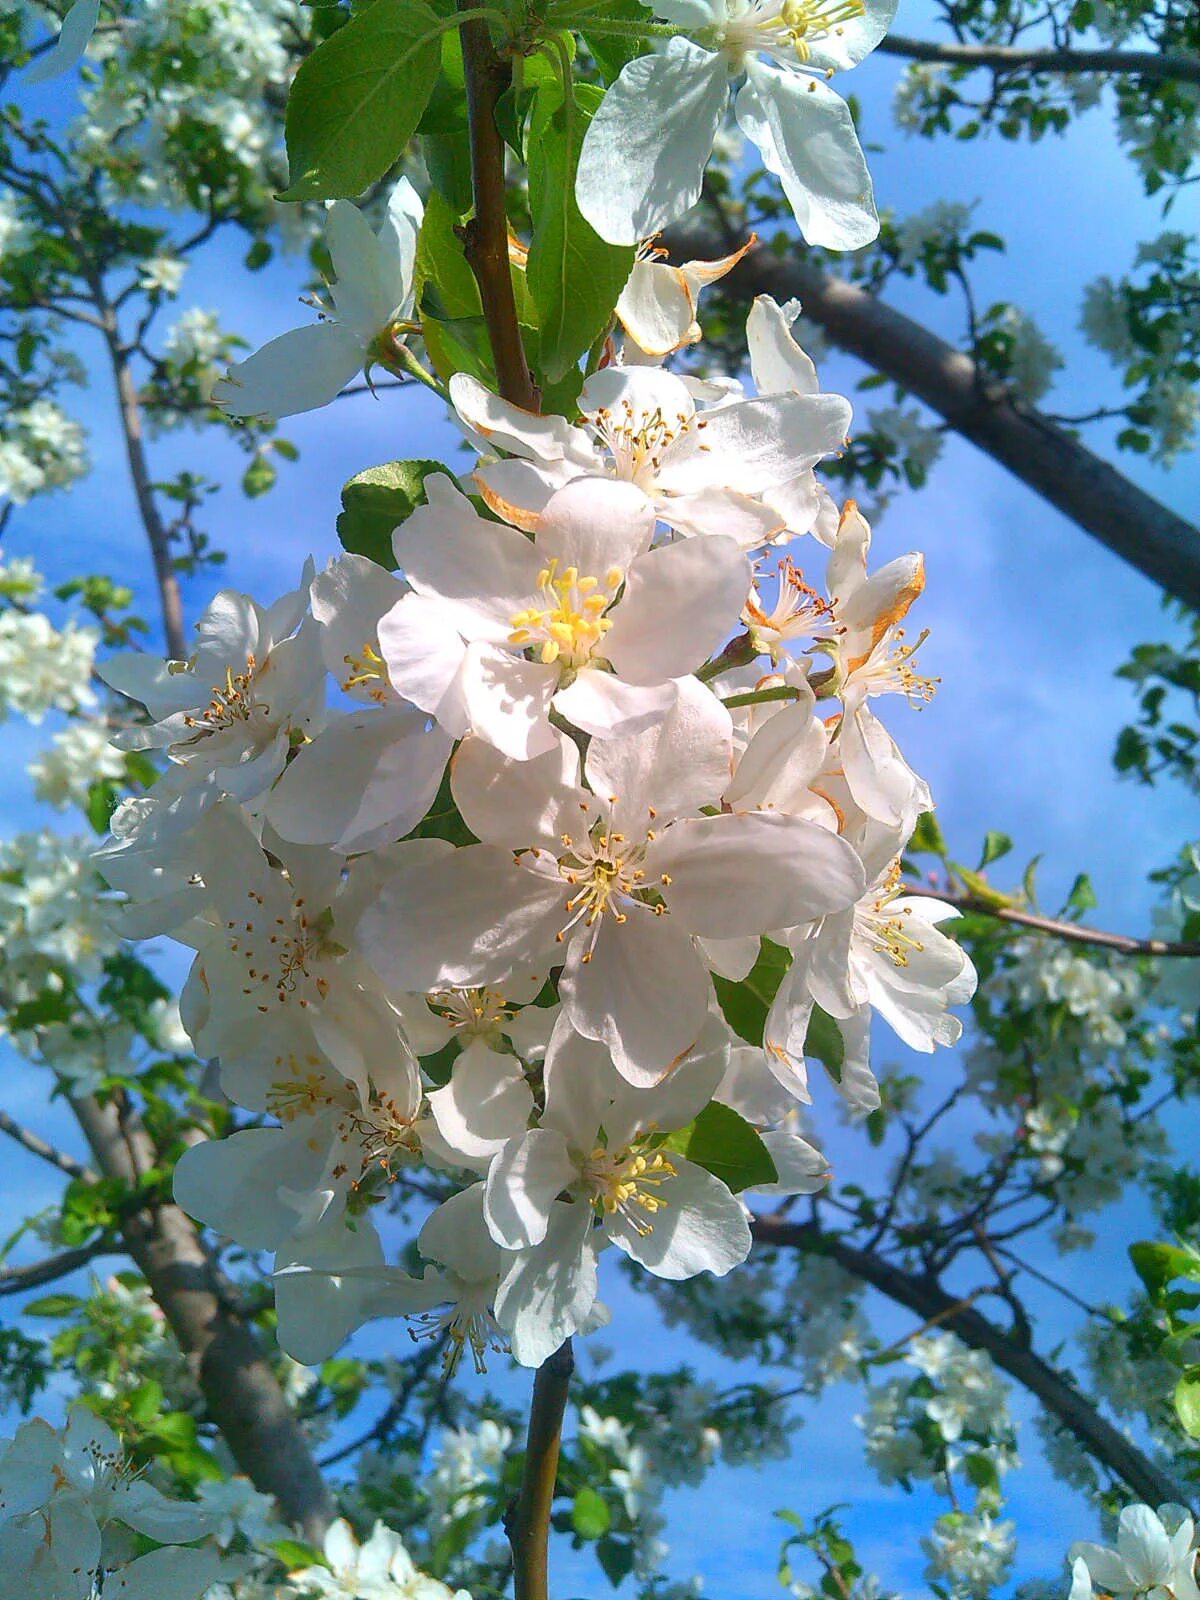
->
[508, 1338, 574, 1600]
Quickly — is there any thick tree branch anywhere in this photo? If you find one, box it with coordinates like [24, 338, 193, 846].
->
[508, 1338, 574, 1600]
[877, 33, 1200, 86]
[906, 884, 1200, 956]
[70, 1094, 335, 1541]
[458, 4, 538, 411]
[666, 229, 1200, 609]
[751, 1213, 1190, 1507]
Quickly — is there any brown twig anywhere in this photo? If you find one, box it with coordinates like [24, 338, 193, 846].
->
[0, 1107, 98, 1184]
[0, 1237, 119, 1296]
[457, 2, 538, 411]
[905, 884, 1200, 957]
[508, 1338, 574, 1600]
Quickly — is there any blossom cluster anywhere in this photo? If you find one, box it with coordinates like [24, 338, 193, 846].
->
[96, 223, 975, 1373]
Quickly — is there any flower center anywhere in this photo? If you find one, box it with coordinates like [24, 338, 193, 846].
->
[508, 558, 622, 668]
[341, 641, 391, 703]
[849, 627, 939, 707]
[182, 653, 263, 734]
[744, 557, 839, 661]
[547, 803, 671, 960]
[861, 859, 925, 968]
[775, 0, 865, 61]
[584, 1144, 678, 1235]
[428, 985, 514, 1040]
[410, 1289, 508, 1376]
[584, 399, 697, 489]
[226, 889, 336, 1014]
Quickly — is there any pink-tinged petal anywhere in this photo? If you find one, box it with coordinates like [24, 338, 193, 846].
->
[451, 371, 587, 463]
[604, 536, 751, 683]
[485, 1128, 577, 1249]
[747, 295, 820, 396]
[359, 845, 563, 992]
[575, 40, 730, 245]
[553, 670, 677, 741]
[392, 473, 541, 634]
[376, 593, 470, 735]
[653, 811, 866, 937]
[608, 1156, 750, 1279]
[617, 259, 696, 356]
[473, 458, 563, 529]
[534, 477, 656, 577]
[428, 1040, 535, 1162]
[585, 674, 733, 826]
[462, 643, 559, 761]
[560, 910, 711, 1084]
[451, 732, 583, 849]
[267, 707, 451, 854]
[660, 393, 853, 496]
[657, 486, 785, 546]
[494, 1200, 599, 1366]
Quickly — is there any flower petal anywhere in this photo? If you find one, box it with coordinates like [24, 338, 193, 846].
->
[485, 1128, 577, 1249]
[608, 1156, 750, 1279]
[576, 40, 730, 245]
[603, 536, 751, 683]
[210, 322, 364, 420]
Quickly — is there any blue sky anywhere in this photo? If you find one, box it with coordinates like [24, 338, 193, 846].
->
[2, 10, 1199, 1596]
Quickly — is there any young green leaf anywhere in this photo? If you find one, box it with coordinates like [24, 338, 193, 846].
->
[662, 1102, 778, 1193]
[283, 0, 444, 200]
[712, 937, 792, 1047]
[337, 459, 448, 569]
[527, 82, 634, 383]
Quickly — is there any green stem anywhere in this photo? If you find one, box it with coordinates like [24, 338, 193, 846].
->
[696, 631, 758, 682]
[508, 1339, 575, 1600]
[720, 684, 803, 710]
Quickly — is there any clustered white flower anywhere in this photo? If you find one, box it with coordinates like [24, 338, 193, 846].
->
[0, 399, 89, 505]
[96, 183, 975, 1372]
[0, 1404, 237, 1600]
[287, 1518, 470, 1600]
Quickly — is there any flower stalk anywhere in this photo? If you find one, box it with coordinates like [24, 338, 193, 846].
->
[508, 1337, 575, 1600]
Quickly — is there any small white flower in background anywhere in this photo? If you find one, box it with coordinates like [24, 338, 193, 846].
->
[0, 610, 98, 721]
[576, 0, 897, 250]
[212, 177, 423, 421]
[992, 305, 1063, 403]
[164, 308, 228, 371]
[286, 1517, 471, 1600]
[139, 253, 188, 296]
[1069, 1504, 1200, 1600]
[923, 1510, 1016, 1599]
[0, 188, 32, 260]
[893, 200, 977, 268]
[29, 719, 127, 811]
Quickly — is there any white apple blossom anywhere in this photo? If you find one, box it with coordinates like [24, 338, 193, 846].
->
[287, 1517, 471, 1600]
[99, 566, 324, 803]
[360, 679, 865, 1083]
[266, 553, 453, 852]
[453, 362, 852, 546]
[28, 718, 127, 811]
[377, 470, 751, 756]
[575, 0, 897, 250]
[212, 178, 423, 420]
[0, 1406, 234, 1600]
[617, 237, 754, 358]
[1069, 1508, 1200, 1600]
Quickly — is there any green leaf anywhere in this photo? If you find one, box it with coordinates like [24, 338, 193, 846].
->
[711, 937, 791, 1047]
[86, 779, 120, 835]
[950, 863, 1014, 910]
[661, 1102, 777, 1193]
[596, 1536, 636, 1588]
[1130, 1240, 1200, 1298]
[242, 451, 277, 499]
[1063, 872, 1099, 917]
[804, 1005, 844, 1077]
[337, 459, 447, 568]
[1175, 1369, 1200, 1438]
[22, 1293, 83, 1318]
[527, 82, 634, 383]
[423, 130, 473, 215]
[572, 1486, 611, 1540]
[977, 830, 1012, 869]
[271, 1540, 325, 1572]
[283, 0, 444, 200]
